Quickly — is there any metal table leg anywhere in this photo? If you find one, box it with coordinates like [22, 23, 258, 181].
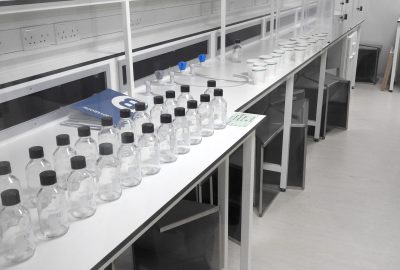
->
[390, 20, 400, 91]
[218, 158, 229, 270]
[314, 51, 327, 141]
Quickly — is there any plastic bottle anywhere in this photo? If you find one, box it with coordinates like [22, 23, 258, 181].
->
[211, 89, 228, 130]
[67, 156, 97, 219]
[139, 123, 160, 176]
[173, 107, 190, 155]
[186, 100, 202, 145]
[158, 114, 177, 163]
[150, 95, 166, 130]
[25, 146, 52, 208]
[176, 85, 194, 109]
[133, 102, 151, 139]
[232, 39, 242, 63]
[37, 170, 69, 239]
[198, 94, 214, 137]
[53, 134, 76, 191]
[75, 126, 98, 175]
[98, 116, 119, 153]
[163, 90, 177, 119]
[0, 189, 36, 263]
[0, 161, 23, 210]
[204, 80, 217, 96]
[117, 109, 134, 135]
[117, 132, 142, 187]
[96, 143, 121, 202]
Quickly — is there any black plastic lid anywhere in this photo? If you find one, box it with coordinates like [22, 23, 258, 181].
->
[214, 88, 223, 97]
[181, 85, 190, 93]
[0, 161, 11, 175]
[121, 132, 134, 144]
[174, 107, 186, 117]
[135, 102, 146, 111]
[142, 123, 154, 134]
[56, 134, 70, 146]
[160, 114, 172, 124]
[187, 100, 198, 109]
[235, 39, 241, 44]
[120, 109, 131, 118]
[71, 156, 86, 170]
[99, 143, 113, 155]
[29, 146, 44, 159]
[101, 116, 113, 127]
[1, 189, 20, 206]
[207, 80, 216, 87]
[166, 90, 176, 99]
[153, 95, 164, 105]
[200, 94, 210, 102]
[40, 170, 57, 186]
[78, 126, 91, 137]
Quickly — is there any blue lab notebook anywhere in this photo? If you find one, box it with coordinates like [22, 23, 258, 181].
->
[71, 88, 140, 124]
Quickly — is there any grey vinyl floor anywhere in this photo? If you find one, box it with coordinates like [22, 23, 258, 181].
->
[228, 83, 400, 270]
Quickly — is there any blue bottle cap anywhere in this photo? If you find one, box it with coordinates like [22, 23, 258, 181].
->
[178, 61, 187, 71]
[198, 54, 207, 63]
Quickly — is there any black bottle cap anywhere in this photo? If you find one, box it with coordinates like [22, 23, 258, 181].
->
[214, 88, 223, 97]
[29, 146, 44, 159]
[0, 161, 11, 175]
[71, 156, 86, 170]
[99, 143, 113, 155]
[135, 102, 146, 111]
[121, 132, 134, 144]
[200, 94, 210, 102]
[207, 80, 216, 88]
[154, 95, 164, 105]
[235, 39, 241, 44]
[166, 90, 176, 99]
[120, 109, 131, 118]
[174, 107, 186, 117]
[142, 123, 154, 134]
[101, 116, 113, 127]
[78, 126, 91, 137]
[181, 85, 190, 93]
[1, 189, 20, 206]
[160, 114, 172, 124]
[56, 134, 70, 146]
[187, 100, 198, 109]
[40, 170, 57, 186]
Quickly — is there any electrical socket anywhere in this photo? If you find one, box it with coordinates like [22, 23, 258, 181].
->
[21, 25, 55, 51]
[131, 16, 143, 28]
[55, 22, 80, 44]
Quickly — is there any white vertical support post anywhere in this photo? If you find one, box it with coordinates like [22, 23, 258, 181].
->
[218, 158, 229, 270]
[351, 26, 362, 88]
[269, 0, 275, 48]
[294, 8, 299, 38]
[314, 51, 327, 141]
[209, 31, 217, 60]
[220, 0, 227, 62]
[280, 75, 294, 191]
[390, 20, 400, 91]
[241, 131, 256, 270]
[261, 17, 267, 39]
[300, 0, 306, 35]
[275, 0, 280, 47]
[122, 0, 134, 96]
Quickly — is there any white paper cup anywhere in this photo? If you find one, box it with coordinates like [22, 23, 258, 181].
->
[252, 66, 266, 85]
[246, 59, 259, 77]
[265, 60, 278, 77]
[282, 47, 294, 63]
[294, 47, 306, 63]
[259, 54, 273, 61]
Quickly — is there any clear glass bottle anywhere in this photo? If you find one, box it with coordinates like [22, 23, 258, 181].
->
[0, 161, 23, 210]
[176, 85, 194, 109]
[0, 189, 36, 263]
[204, 80, 217, 96]
[150, 95, 166, 130]
[186, 100, 202, 145]
[75, 126, 98, 175]
[139, 123, 161, 176]
[96, 143, 121, 202]
[67, 156, 97, 219]
[163, 90, 177, 119]
[117, 132, 142, 187]
[173, 107, 190, 155]
[37, 170, 69, 239]
[98, 116, 119, 153]
[158, 114, 177, 163]
[198, 94, 214, 137]
[53, 134, 76, 191]
[133, 102, 151, 139]
[117, 109, 134, 135]
[25, 146, 52, 208]
[211, 89, 228, 130]
[232, 39, 242, 63]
